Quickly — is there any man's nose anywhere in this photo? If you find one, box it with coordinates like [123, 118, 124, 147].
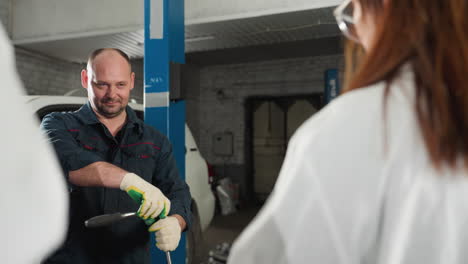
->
[106, 85, 117, 97]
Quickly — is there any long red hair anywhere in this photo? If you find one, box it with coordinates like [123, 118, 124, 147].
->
[344, 0, 468, 170]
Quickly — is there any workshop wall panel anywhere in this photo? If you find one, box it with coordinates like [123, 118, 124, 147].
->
[14, 48, 83, 95]
[197, 54, 343, 165]
[190, 54, 343, 200]
[14, 50, 145, 101]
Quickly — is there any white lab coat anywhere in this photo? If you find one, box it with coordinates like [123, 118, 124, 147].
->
[0, 25, 68, 262]
[228, 65, 468, 264]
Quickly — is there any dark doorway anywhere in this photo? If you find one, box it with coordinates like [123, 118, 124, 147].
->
[245, 94, 322, 202]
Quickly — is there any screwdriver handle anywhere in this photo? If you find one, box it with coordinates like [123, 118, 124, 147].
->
[143, 205, 167, 225]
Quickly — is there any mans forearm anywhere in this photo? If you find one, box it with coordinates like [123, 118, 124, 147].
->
[69, 161, 127, 188]
[70, 163, 173, 223]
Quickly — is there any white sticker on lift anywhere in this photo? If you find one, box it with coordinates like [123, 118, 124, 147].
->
[150, 0, 164, 39]
[145, 92, 169, 108]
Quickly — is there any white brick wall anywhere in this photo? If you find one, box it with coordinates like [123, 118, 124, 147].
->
[194, 54, 344, 165]
[14, 49, 145, 101]
[15, 48, 84, 95]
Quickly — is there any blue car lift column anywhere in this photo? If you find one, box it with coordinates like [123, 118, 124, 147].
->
[324, 69, 340, 104]
[144, 0, 186, 263]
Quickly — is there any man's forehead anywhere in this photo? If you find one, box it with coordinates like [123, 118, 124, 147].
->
[88, 49, 132, 73]
[89, 67, 132, 83]
[90, 76, 130, 82]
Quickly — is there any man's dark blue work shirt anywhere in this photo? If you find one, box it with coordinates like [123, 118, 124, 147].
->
[41, 102, 191, 264]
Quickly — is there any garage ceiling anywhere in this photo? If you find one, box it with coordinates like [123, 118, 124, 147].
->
[16, 7, 339, 63]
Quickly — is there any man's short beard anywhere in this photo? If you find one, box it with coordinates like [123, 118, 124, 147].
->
[96, 103, 126, 118]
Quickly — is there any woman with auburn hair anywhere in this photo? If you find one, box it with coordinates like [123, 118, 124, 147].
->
[228, 0, 468, 263]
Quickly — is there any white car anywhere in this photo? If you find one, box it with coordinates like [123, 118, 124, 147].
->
[26, 95, 214, 263]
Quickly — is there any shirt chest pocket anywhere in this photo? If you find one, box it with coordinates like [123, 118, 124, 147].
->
[75, 131, 107, 158]
[120, 143, 159, 181]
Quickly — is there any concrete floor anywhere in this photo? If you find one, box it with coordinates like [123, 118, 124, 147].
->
[199, 205, 262, 263]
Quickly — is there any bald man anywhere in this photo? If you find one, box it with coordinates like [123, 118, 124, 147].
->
[41, 48, 191, 263]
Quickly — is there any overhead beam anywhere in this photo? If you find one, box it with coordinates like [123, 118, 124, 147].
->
[12, 0, 144, 44]
[186, 36, 343, 66]
[186, 0, 341, 24]
[12, 0, 340, 45]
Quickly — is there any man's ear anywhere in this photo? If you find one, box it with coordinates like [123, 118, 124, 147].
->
[81, 69, 89, 89]
[130, 72, 135, 91]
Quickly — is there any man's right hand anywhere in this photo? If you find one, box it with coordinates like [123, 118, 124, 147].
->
[120, 173, 171, 219]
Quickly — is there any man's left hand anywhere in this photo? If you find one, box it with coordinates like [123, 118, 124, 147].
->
[149, 216, 182, 251]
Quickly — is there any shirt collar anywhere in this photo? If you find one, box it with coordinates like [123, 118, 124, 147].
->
[76, 101, 101, 125]
[77, 101, 144, 134]
[125, 105, 144, 134]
